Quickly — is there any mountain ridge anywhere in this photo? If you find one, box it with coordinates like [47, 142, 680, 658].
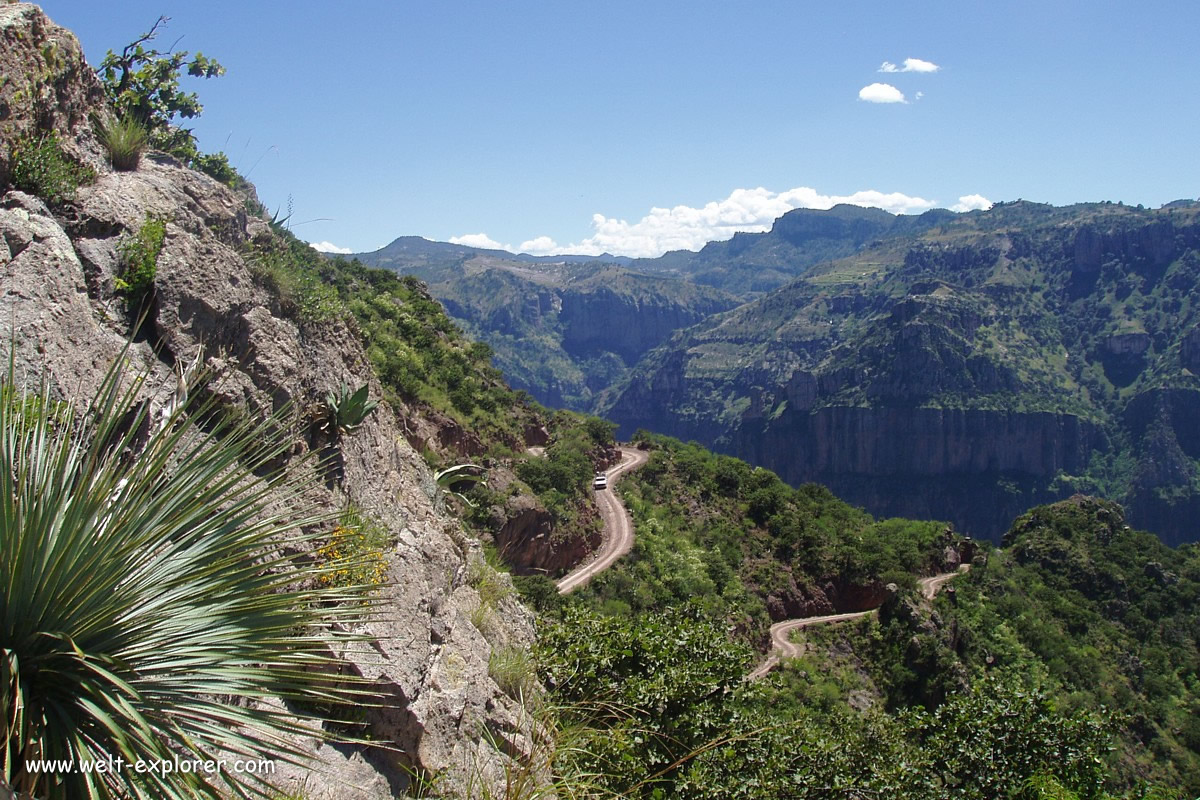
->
[602, 200, 1200, 544]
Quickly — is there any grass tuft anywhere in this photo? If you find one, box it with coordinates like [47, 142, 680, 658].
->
[96, 115, 149, 171]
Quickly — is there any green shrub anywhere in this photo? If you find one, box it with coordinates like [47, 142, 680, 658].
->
[115, 216, 167, 298]
[513, 574, 564, 613]
[95, 115, 149, 171]
[9, 131, 95, 205]
[244, 241, 343, 323]
[97, 17, 224, 167]
[467, 555, 512, 609]
[189, 150, 240, 185]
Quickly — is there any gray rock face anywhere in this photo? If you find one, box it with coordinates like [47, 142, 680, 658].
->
[1, 5, 537, 796]
[0, 4, 107, 185]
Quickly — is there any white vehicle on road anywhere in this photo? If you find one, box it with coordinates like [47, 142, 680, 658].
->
[593, 472, 608, 490]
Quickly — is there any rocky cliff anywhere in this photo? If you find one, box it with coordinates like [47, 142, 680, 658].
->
[605, 201, 1200, 544]
[0, 5, 538, 796]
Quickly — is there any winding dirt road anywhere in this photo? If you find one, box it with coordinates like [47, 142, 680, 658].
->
[556, 446, 650, 594]
[747, 565, 970, 680]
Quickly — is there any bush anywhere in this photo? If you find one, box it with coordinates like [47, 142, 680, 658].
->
[8, 131, 95, 205]
[115, 215, 167, 298]
[95, 115, 149, 171]
[189, 150, 239, 185]
[0, 356, 377, 799]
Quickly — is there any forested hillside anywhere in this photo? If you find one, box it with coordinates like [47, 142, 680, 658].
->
[544, 436, 1200, 797]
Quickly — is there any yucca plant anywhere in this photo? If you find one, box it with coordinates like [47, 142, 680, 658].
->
[95, 114, 150, 171]
[0, 355, 380, 800]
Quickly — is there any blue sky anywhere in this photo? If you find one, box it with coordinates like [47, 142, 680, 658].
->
[42, 1, 1200, 257]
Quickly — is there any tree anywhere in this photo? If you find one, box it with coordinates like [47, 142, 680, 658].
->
[96, 17, 232, 177]
[0, 356, 376, 799]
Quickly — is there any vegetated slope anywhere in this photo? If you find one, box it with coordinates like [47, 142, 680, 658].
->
[352, 241, 740, 410]
[631, 203, 956, 295]
[546, 434, 1198, 795]
[535, 439, 1180, 798]
[570, 433, 970, 649]
[845, 496, 1200, 794]
[605, 200, 1200, 544]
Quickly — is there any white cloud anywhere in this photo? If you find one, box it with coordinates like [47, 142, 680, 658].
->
[951, 194, 992, 212]
[309, 240, 352, 254]
[449, 232, 510, 250]
[915, 91, 924, 100]
[879, 57, 940, 73]
[859, 82, 907, 104]
[517, 235, 560, 255]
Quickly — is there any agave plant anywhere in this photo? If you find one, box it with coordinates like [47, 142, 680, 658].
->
[322, 382, 378, 438]
[435, 463, 487, 506]
[0, 356, 378, 800]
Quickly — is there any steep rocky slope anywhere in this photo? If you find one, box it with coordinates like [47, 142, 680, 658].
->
[1, 5, 538, 796]
[605, 200, 1200, 544]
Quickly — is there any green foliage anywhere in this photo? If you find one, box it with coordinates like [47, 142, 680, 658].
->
[515, 419, 600, 501]
[583, 416, 617, 447]
[322, 383, 378, 437]
[467, 555, 512, 610]
[538, 607, 750, 796]
[96, 16, 224, 161]
[244, 238, 343, 323]
[0, 356, 376, 800]
[8, 131, 95, 205]
[914, 672, 1112, 800]
[115, 215, 166, 298]
[538, 608, 1124, 799]
[189, 150, 239, 185]
[678, 671, 1118, 800]
[512, 575, 564, 614]
[854, 496, 1200, 793]
[94, 114, 149, 171]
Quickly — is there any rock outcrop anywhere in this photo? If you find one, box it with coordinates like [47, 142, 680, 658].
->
[1, 5, 537, 796]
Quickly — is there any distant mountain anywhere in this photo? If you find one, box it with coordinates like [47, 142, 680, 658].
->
[354, 236, 632, 277]
[632, 204, 957, 296]
[350, 237, 737, 410]
[603, 200, 1200, 544]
